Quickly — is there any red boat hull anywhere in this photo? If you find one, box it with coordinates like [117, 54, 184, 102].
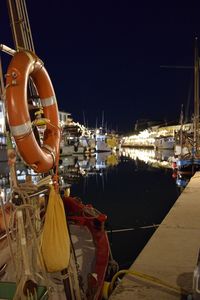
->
[63, 196, 110, 299]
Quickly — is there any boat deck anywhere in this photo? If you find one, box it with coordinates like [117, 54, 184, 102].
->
[70, 223, 96, 291]
[0, 223, 96, 299]
[109, 171, 200, 299]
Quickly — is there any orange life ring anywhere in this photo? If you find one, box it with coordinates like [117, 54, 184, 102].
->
[6, 50, 60, 173]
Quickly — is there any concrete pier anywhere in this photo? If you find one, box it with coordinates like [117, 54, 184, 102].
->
[109, 172, 200, 299]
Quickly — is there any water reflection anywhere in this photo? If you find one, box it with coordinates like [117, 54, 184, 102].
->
[0, 152, 120, 188]
[120, 148, 194, 190]
[0, 147, 191, 194]
[121, 148, 174, 169]
[176, 173, 190, 190]
[0, 149, 180, 269]
[69, 149, 180, 268]
[59, 152, 120, 185]
[0, 152, 120, 190]
[0, 155, 119, 208]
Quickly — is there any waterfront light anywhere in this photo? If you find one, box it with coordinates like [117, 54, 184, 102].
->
[122, 129, 155, 147]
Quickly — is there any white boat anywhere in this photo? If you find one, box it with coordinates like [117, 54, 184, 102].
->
[154, 136, 174, 150]
[174, 38, 200, 172]
[174, 144, 190, 157]
[0, 1, 117, 299]
[95, 133, 111, 152]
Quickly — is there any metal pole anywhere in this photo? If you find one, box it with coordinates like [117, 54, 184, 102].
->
[0, 44, 16, 56]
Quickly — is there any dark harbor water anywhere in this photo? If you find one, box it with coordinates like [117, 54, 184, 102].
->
[70, 149, 181, 269]
[0, 148, 183, 270]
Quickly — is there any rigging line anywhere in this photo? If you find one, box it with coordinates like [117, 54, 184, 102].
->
[15, 0, 34, 51]
[106, 224, 159, 233]
[15, 0, 26, 49]
[0, 195, 16, 270]
[7, 0, 18, 49]
[16, 0, 37, 96]
[19, 0, 31, 50]
[20, 0, 34, 51]
[22, 0, 35, 52]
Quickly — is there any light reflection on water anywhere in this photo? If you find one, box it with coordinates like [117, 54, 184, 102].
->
[0, 148, 183, 267]
[70, 148, 180, 268]
[121, 148, 174, 168]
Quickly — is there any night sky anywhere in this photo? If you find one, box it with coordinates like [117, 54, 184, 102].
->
[1, 1, 200, 133]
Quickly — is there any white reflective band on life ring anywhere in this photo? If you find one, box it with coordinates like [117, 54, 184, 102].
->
[10, 121, 32, 137]
[6, 50, 60, 173]
[41, 96, 56, 107]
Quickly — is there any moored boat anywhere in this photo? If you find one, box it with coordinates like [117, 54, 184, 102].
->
[0, 1, 117, 298]
[63, 195, 111, 299]
[0, 187, 113, 300]
[154, 136, 174, 150]
[174, 38, 200, 174]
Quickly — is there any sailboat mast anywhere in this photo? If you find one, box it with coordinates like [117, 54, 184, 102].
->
[6, 0, 38, 99]
[101, 110, 104, 129]
[194, 37, 199, 152]
[179, 104, 184, 156]
[6, 0, 35, 51]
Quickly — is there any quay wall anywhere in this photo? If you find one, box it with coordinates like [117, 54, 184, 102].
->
[109, 171, 200, 299]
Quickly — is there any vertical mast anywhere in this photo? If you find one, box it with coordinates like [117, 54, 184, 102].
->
[101, 110, 104, 130]
[179, 104, 184, 156]
[6, 0, 37, 99]
[194, 37, 199, 153]
[6, 0, 35, 52]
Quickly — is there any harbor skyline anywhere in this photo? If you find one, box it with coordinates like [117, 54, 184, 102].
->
[1, 1, 200, 299]
[1, 1, 200, 133]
